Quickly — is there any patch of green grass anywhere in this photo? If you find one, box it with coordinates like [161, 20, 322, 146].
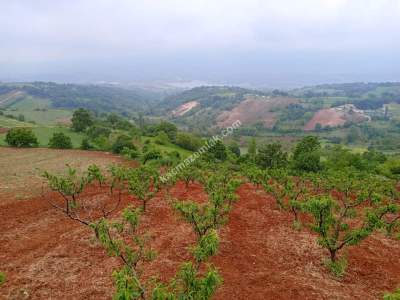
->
[0, 126, 85, 148]
[7, 96, 51, 110]
[2, 96, 72, 125]
[386, 103, 400, 121]
[0, 115, 35, 128]
[4, 109, 72, 125]
[145, 137, 192, 158]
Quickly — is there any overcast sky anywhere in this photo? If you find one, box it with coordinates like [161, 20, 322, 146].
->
[1, 0, 399, 87]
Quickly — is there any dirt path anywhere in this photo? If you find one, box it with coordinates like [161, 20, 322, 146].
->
[1, 182, 400, 299]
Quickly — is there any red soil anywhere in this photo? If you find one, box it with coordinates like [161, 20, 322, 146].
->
[217, 96, 298, 128]
[304, 108, 346, 131]
[0, 127, 9, 134]
[1, 182, 400, 299]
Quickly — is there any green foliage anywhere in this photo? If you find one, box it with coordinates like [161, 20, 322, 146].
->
[208, 140, 227, 161]
[175, 171, 240, 238]
[152, 263, 222, 300]
[324, 257, 347, 278]
[155, 171, 234, 300]
[17, 114, 25, 121]
[156, 121, 178, 141]
[0, 272, 6, 286]
[227, 142, 241, 157]
[292, 136, 321, 172]
[247, 137, 257, 161]
[80, 138, 92, 150]
[175, 132, 203, 151]
[154, 131, 170, 145]
[48, 132, 73, 149]
[5, 127, 38, 147]
[106, 113, 136, 131]
[42, 165, 92, 224]
[121, 147, 140, 160]
[178, 164, 202, 190]
[128, 166, 160, 212]
[256, 142, 288, 169]
[109, 165, 130, 195]
[87, 125, 111, 139]
[142, 149, 162, 164]
[112, 135, 136, 154]
[91, 206, 156, 299]
[302, 186, 391, 269]
[192, 230, 219, 263]
[174, 201, 215, 238]
[87, 164, 106, 186]
[71, 108, 93, 132]
[384, 288, 400, 300]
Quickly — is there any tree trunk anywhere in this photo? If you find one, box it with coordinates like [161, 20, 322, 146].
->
[329, 249, 337, 262]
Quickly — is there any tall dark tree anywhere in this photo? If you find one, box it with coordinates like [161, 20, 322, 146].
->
[256, 142, 288, 169]
[71, 108, 93, 132]
[292, 136, 321, 172]
[209, 141, 227, 161]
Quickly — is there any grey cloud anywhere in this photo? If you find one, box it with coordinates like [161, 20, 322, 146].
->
[1, 0, 400, 85]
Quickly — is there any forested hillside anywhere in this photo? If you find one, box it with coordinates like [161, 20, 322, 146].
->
[0, 82, 161, 113]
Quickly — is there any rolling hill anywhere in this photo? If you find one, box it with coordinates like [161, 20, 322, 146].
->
[0, 82, 160, 114]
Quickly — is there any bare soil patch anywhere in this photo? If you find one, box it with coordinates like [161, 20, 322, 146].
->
[304, 108, 346, 131]
[1, 180, 399, 299]
[304, 105, 369, 131]
[55, 117, 72, 126]
[171, 101, 199, 117]
[217, 96, 298, 128]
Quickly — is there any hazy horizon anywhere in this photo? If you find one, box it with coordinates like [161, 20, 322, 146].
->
[2, 0, 400, 87]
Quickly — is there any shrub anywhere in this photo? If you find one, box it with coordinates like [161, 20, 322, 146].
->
[142, 149, 162, 164]
[208, 141, 227, 161]
[228, 142, 241, 157]
[87, 125, 111, 139]
[154, 131, 169, 145]
[175, 132, 202, 151]
[5, 128, 38, 147]
[156, 121, 177, 141]
[121, 147, 139, 159]
[80, 138, 92, 150]
[48, 132, 73, 149]
[112, 135, 135, 154]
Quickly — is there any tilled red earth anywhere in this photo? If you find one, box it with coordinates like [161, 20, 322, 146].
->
[1, 182, 400, 299]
